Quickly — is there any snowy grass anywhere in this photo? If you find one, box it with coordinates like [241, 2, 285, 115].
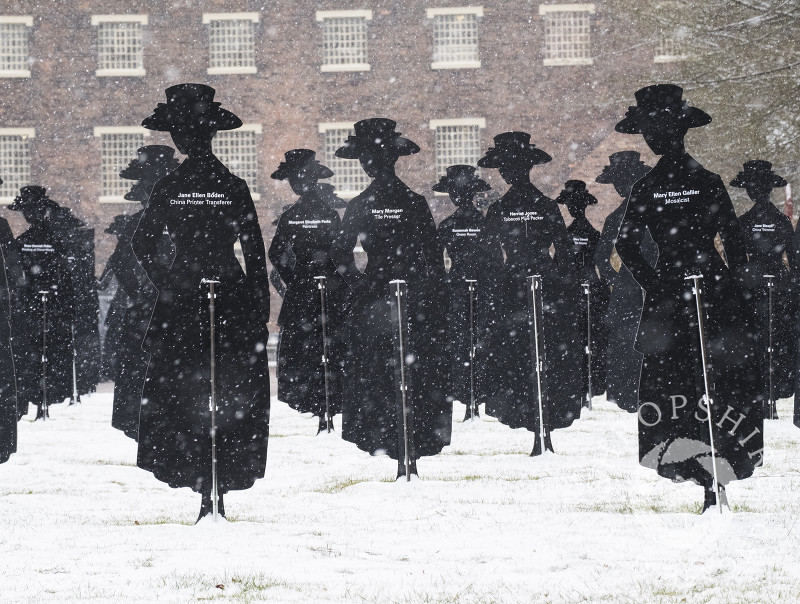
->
[2, 380, 800, 603]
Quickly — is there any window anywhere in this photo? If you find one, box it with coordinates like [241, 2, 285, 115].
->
[93, 127, 148, 202]
[203, 13, 258, 75]
[318, 123, 372, 198]
[539, 4, 595, 67]
[427, 7, 482, 70]
[213, 124, 262, 200]
[315, 10, 372, 72]
[0, 16, 32, 78]
[429, 119, 486, 187]
[91, 15, 147, 77]
[654, 36, 687, 63]
[0, 128, 34, 203]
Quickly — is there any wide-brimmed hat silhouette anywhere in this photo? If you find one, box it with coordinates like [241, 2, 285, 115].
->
[105, 214, 131, 236]
[433, 165, 491, 195]
[477, 132, 552, 169]
[142, 84, 242, 132]
[555, 180, 598, 209]
[595, 151, 651, 186]
[271, 149, 335, 181]
[730, 160, 788, 190]
[335, 118, 420, 160]
[616, 84, 712, 134]
[120, 145, 180, 181]
[8, 185, 59, 212]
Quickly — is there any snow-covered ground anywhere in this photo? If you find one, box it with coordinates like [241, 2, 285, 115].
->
[2, 379, 800, 603]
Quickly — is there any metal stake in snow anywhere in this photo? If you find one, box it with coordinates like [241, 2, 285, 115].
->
[686, 275, 722, 514]
[39, 290, 50, 421]
[765, 274, 776, 420]
[389, 279, 414, 481]
[582, 281, 593, 410]
[527, 276, 552, 454]
[202, 278, 221, 520]
[69, 324, 80, 406]
[315, 276, 333, 433]
[466, 279, 479, 421]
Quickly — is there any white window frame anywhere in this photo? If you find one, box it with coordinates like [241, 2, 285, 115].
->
[429, 118, 486, 195]
[0, 16, 33, 78]
[426, 7, 483, 70]
[539, 4, 595, 67]
[93, 126, 150, 203]
[318, 121, 372, 199]
[212, 123, 262, 201]
[315, 10, 373, 73]
[0, 127, 35, 204]
[91, 14, 148, 77]
[654, 36, 688, 63]
[202, 12, 259, 75]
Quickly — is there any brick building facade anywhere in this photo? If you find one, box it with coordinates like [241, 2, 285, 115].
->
[0, 0, 682, 327]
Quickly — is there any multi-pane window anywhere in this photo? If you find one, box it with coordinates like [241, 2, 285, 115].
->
[319, 123, 372, 198]
[203, 13, 258, 75]
[94, 127, 148, 202]
[429, 119, 485, 186]
[539, 4, 595, 67]
[654, 36, 687, 63]
[213, 125, 262, 200]
[0, 129, 34, 202]
[0, 16, 32, 78]
[91, 15, 147, 76]
[427, 7, 482, 69]
[316, 10, 372, 72]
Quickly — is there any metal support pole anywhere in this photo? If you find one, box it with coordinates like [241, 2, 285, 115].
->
[582, 281, 593, 410]
[390, 280, 413, 481]
[39, 290, 49, 421]
[686, 275, 722, 514]
[315, 276, 332, 433]
[202, 278, 221, 521]
[527, 275, 552, 454]
[69, 324, 79, 406]
[466, 279, 478, 421]
[765, 275, 776, 420]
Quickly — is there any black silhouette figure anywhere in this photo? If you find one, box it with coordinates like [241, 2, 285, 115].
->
[268, 149, 350, 434]
[478, 132, 583, 455]
[594, 151, 656, 413]
[434, 165, 502, 419]
[98, 216, 129, 381]
[51, 204, 101, 403]
[554, 180, 609, 400]
[0, 177, 18, 463]
[269, 204, 294, 298]
[109, 145, 180, 440]
[133, 84, 271, 522]
[11, 187, 75, 418]
[615, 84, 763, 512]
[731, 161, 795, 409]
[330, 118, 451, 478]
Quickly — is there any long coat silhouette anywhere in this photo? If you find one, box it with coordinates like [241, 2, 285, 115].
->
[52, 208, 101, 400]
[0, 193, 18, 462]
[133, 85, 270, 497]
[479, 133, 583, 439]
[268, 150, 350, 425]
[594, 152, 656, 412]
[12, 188, 75, 413]
[616, 85, 762, 494]
[731, 161, 795, 404]
[555, 180, 608, 399]
[330, 118, 451, 464]
[434, 165, 502, 410]
[107, 215, 155, 440]
[109, 145, 180, 441]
